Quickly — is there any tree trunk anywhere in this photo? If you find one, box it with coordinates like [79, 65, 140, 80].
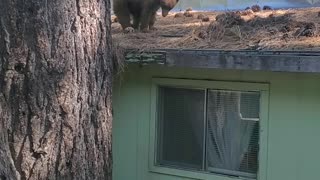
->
[0, 0, 113, 179]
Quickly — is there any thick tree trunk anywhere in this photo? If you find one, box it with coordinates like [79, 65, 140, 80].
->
[0, 0, 113, 179]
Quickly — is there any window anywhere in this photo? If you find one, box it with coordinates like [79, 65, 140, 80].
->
[150, 79, 268, 180]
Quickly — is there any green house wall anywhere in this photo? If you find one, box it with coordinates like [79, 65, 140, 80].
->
[113, 65, 320, 180]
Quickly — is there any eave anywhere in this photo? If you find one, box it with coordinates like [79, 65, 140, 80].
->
[125, 49, 320, 73]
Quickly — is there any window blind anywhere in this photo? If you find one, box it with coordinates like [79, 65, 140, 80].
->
[157, 87, 260, 179]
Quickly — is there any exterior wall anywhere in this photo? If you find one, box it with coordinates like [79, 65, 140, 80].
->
[113, 65, 320, 180]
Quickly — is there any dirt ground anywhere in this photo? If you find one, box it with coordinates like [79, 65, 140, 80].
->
[112, 7, 320, 51]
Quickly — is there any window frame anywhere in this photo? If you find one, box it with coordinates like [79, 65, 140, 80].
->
[149, 78, 269, 180]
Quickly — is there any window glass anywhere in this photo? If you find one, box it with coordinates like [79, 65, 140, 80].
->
[206, 90, 260, 178]
[156, 87, 260, 179]
[158, 87, 205, 169]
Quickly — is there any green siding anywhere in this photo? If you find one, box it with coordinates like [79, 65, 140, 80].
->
[113, 65, 320, 180]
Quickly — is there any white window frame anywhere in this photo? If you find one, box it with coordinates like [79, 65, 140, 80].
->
[149, 78, 269, 180]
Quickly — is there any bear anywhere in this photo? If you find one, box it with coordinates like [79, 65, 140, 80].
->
[113, 0, 179, 32]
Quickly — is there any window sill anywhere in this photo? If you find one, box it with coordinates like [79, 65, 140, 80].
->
[149, 165, 256, 180]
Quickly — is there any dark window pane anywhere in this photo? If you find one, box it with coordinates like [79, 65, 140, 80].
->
[157, 87, 205, 170]
[206, 90, 260, 178]
[240, 92, 260, 119]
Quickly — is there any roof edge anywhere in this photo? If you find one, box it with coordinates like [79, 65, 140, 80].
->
[125, 49, 320, 73]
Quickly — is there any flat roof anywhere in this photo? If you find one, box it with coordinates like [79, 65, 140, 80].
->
[112, 7, 320, 51]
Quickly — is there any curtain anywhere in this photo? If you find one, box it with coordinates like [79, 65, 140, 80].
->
[158, 87, 259, 175]
[206, 90, 257, 174]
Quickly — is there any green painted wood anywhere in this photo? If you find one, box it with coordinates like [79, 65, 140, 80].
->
[113, 65, 320, 180]
[125, 51, 166, 64]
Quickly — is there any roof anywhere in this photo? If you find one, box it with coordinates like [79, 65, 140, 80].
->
[112, 7, 320, 51]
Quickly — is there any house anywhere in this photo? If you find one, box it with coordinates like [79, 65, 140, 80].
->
[112, 6, 320, 180]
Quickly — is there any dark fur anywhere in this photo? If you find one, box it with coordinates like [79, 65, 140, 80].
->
[113, 0, 179, 31]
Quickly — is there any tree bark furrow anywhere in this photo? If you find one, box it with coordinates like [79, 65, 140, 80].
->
[0, 0, 113, 179]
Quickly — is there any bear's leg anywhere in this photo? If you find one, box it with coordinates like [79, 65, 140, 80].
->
[132, 15, 140, 30]
[140, 8, 154, 32]
[149, 11, 157, 30]
[114, 2, 132, 30]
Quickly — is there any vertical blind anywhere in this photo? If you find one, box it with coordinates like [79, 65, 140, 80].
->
[157, 87, 260, 179]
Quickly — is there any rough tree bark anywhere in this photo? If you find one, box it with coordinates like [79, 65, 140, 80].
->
[0, 0, 113, 179]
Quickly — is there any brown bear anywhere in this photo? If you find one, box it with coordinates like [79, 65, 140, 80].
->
[113, 0, 179, 32]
